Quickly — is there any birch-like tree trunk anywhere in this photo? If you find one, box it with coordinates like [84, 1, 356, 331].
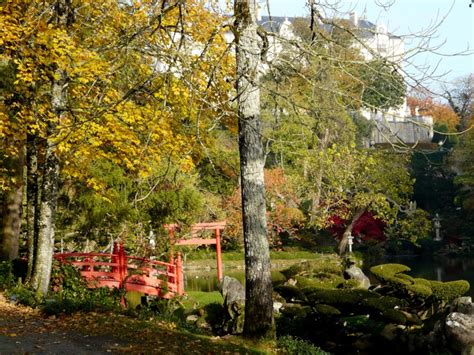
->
[234, 0, 274, 339]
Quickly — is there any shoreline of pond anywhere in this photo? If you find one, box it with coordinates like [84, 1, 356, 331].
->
[182, 253, 341, 272]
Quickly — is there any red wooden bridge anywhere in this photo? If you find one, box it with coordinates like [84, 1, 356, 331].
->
[54, 243, 184, 298]
[54, 221, 226, 299]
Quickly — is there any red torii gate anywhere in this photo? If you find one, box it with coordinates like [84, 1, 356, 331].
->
[164, 221, 226, 281]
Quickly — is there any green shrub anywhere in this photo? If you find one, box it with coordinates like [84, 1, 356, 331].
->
[146, 297, 185, 321]
[281, 264, 306, 280]
[6, 284, 38, 308]
[277, 335, 330, 355]
[0, 261, 14, 290]
[202, 302, 224, 330]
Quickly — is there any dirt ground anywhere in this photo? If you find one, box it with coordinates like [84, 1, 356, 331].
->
[0, 293, 260, 354]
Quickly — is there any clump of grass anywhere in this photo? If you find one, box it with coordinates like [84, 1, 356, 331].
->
[277, 335, 330, 354]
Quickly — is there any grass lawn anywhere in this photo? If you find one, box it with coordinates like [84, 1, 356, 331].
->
[186, 248, 328, 261]
[182, 291, 223, 309]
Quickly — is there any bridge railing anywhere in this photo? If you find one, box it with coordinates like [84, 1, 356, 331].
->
[54, 243, 183, 298]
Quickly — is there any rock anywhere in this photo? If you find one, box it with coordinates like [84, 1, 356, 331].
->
[273, 301, 283, 313]
[343, 265, 371, 289]
[451, 297, 474, 315]
[196, 319, 211, 330]
[352, 337, 372, 350]
[186, 315, 199, 324]
[380, 323, 399, 342]
[445, 312, 474, 353]
[220, 276, 245, 305]
[219, 276, 245, 334]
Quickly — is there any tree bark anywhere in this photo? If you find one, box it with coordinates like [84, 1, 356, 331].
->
[26, 133, 40, 282]
[0, 141, 24, 261]
[338, 207, 366, 255]
[309, 128, 329, 224]
[234, 0, 274, 339]
[31, 1, 71, 295]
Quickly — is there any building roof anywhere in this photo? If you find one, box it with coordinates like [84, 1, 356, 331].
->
[258, 16, 401, 40]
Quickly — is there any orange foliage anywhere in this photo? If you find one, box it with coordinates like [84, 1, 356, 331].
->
[407, 96, 459, 130]
[221, 168, 304, 249]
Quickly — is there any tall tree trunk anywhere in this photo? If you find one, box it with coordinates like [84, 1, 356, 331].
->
[309, 128, 329, 224]
[31, 0, 71, 297]
[234, 0, 274, 339]
[26, 133, 40, 282]
[31, 141, 59, 295]
[338, 207, 366, 255]
[0, 141, 24, 261]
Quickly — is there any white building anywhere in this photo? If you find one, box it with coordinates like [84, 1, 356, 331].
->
[257, 13, 434, 145]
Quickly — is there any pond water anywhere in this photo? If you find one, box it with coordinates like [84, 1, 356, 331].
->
[366, 255, 474, 297]
[184, 256, 474, 297]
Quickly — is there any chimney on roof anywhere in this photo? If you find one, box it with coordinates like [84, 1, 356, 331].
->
[349, 11, 358, 27]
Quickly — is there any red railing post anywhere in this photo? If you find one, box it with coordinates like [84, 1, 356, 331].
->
[176, 252, 183, 295]
[215, 228, 223, 282]
[112, 242, 118, 276]
[118, 243, 127, 307]
[120, 243, 127, 287]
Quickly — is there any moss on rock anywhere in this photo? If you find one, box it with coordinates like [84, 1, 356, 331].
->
[314, 304, 341, 315]
[280, 304, 311, 319]
[295, 275, 344, 289]
[275, 285, 305, 302]
[303, 287, 378, 306]
[381, 309, 407, 324]
[430, 280, 470, 302]
[361, 296, 405, 312]
[280, 264, 306, 280]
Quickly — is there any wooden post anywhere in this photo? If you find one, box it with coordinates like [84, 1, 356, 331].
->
[111, 242, 118, 275]
[168, 226, 175, 285]
[216, 228, 223, 282]
[118, 243, 126, 288]
[176, 252, 183, 295]
[118, 243, 127, 307]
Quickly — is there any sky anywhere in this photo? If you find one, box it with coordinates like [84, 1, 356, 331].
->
[254, 0, 474, 90]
